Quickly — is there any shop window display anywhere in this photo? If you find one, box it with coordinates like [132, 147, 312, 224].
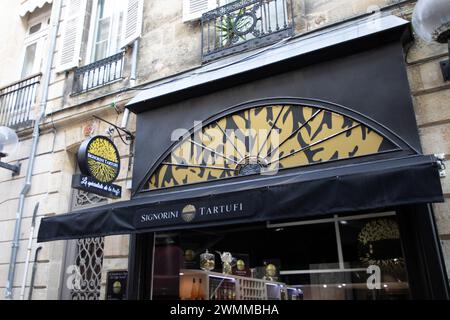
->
[152, 214, 409, 300]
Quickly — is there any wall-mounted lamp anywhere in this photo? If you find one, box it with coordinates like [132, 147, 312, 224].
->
[0, 126, 20, 176]
[412, 0, 450, 81]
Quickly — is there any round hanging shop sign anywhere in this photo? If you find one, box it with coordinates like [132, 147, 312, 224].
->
[78, 136, 121, 184]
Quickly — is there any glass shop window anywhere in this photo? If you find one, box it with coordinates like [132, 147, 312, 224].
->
[152, 214, 410, 300]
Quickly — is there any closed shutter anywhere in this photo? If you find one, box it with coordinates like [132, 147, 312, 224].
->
[121, 0, 144, 48]
[182, 0, 217, 22]
[57, 0, 88, 72]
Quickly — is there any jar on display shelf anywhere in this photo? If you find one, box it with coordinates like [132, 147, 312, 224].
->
[200, 250, 215, 271]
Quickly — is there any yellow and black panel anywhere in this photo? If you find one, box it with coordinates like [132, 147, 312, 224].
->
[147, 105, 397, 190]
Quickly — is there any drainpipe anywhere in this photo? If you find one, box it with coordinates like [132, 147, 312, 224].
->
[5, 0, 63, 300]
[19, 202, 39, 300]
[121, 39, 140, 129]
[28, 246, 43, 300]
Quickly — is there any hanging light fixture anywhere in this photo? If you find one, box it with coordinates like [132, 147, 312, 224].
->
[412, 0, 450, 81]
[0, 126, 21, 175]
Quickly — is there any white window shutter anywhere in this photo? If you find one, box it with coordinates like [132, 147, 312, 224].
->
[183, 0, 217, 22]
[121, 0, 144, 48]
[57, 0, 88, 72]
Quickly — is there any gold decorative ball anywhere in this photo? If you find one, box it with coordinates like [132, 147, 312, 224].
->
[185, 249, 195, 261]
[182, 205, 196, 222]
[237, 259, 246, 271]
[266, 264, 277, 277]
[113, 281, 122, 294]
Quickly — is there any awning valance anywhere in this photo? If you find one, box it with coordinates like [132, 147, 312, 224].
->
[37, 155, 444, 243]
[19, 0, 52, 17]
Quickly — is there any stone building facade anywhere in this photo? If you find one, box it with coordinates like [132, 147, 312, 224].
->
[0, 0, 448, 300]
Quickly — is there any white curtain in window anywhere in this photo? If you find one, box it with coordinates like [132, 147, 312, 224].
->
[90, 0, 128, 62]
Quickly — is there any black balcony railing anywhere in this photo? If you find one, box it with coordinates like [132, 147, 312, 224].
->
[0, 73, 41, 128]
[202, 0, 294, 62]
[73, 51, 125, 94]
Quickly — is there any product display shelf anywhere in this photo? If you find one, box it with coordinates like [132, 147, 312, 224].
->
[179, 269, 289, 300]
[237, 278, 267, 300]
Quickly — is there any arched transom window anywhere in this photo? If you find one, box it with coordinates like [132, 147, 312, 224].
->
[146, 104, 397, 190]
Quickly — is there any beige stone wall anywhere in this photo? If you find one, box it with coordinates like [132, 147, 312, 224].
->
[1, 0, 450, 300]
[0, 1, 27, 87]
[299, 0, 402, 31]
[39, 101, 135, 300]
[136, 0, 202, 83]
[407, 37, 450, 278]
[135, 0, 408, 85]
[0, 127, 72, 299]
[0, 87, 135, 299]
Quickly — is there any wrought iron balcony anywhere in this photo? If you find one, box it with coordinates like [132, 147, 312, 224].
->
[201, 0, 294, 62]
[73, 51, 125, 94]
[0, 73, 41, 129]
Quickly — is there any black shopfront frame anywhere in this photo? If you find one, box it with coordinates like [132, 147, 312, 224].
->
[36, 17, 450, 299]
[123, 21, 449, 300]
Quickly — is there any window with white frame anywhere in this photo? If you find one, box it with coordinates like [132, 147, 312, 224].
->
[0, 8, 50, 128]
[57, 0, 143, 73]
[87, 0, 127, 63]
[182, 0, 217, 22]
[182, 0, 243, 22]
[21, 10, 51, 79]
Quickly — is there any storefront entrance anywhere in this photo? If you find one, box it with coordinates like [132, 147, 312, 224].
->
[127, 206, 448, 300]
[38, 15, 450, 300]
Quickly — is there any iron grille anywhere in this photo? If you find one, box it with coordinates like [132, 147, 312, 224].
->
[201, 0, 294, 62]
[71, 237, 105, 300]
[0, 74, 41, 128]
[73, 51, 125, 94]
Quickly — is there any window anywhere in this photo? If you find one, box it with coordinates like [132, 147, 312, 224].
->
[0, 9, 48, 128]
[182, 0, 217, 22]
[152, 213, 410, 300]
[57, 0, 143, 73]
[21, 43, 38, 79]
[88, 0, 127, 63]
[69, 0, 143, 93]
[21, 13, 50, 79]
[201, 0, 294, 62]
[145, 104, 397, 191]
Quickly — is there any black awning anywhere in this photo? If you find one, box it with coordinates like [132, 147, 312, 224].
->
[38, 155, 444, 243]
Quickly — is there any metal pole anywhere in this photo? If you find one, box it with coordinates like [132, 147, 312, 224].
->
[28, 247, 43, 300]
[5, 0, 63, 299]
[0, 160, 21, 175]
[19, 203, 39, 300]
